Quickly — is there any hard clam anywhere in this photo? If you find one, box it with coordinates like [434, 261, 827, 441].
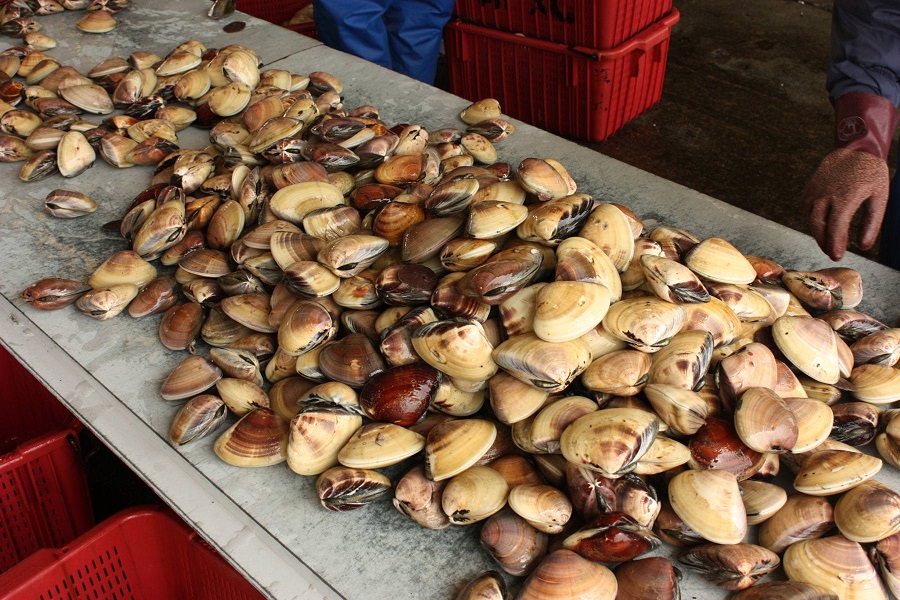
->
[688, 418, 763, 480]
[213, 407, 288, 467]
[850, 363, 900, 404]
[492, 333, 591, 393]
[563, 512, 660, 563]
[784, 535, 889, 600]
[772, 316, 842, 384]
[601, 297, 684, 353]
[872, 532, 900, 599]
[678, 543, 779, 590]
[614, 557, 680, 600]
[831, 401, 880, 446]
[316, 466, 391, 511]
[644, 384, 709, 436]
[43, 188, 97, 218]
[454, 571, 506, 600]
[488, 371, 549, 425]
[640, 254, 710, 303]
[74, 283, 138, 320]
[412, 319, 497, 381]
[734, 387, 798, 453]
[506, 484, 572, 534]
[358, 363, 440, 426]
[21, 277, 89, 310]
[532, 281, 610, 343]
[683, 237, 756, 284]
[668, 469, 747, 545]
[158, 302, 204, 351]
[851, 328, 900, 367]
[215, 377, 269, 416]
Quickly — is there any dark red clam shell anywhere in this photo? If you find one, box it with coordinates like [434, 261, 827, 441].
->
[615, 557, 680, 600]
[358, 363, 441, 426]
[563, 512, 660, 564]
[689, 417, 764, 481]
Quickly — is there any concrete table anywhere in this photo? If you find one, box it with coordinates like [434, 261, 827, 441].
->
[0, 2, 897, 599]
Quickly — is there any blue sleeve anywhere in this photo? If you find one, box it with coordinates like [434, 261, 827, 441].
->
[828, 0, 900, 106]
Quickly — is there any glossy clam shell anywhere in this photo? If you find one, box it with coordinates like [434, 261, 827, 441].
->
[286, 410, 362, 477]
[641, 254, 710, 303]
[516, 549, 617, 600]
[318, 333, 386, 388]
[715, 342, 778, 411]
[425, 418, 497, 481]
[633, 435, 691, 475]
[160, 355, 222, 401]
[834, 480, 900, 543]
[577, 203, 634, 271]
[442, 465, 509, 525]
[850, 364, 900, 404]
[220, 293, 276, 333]
[412, 319, 497, 381]
[532, 281, 611, 343]
[169, 394, 228, 446]
[337, 422, 425, 469]
[506, 484, 572, 534]
[734, 387, 798, 453]
[529, 395, 598, 454]
[647, 330, 713, 391]
[688, 418, 763, 481]
[492, 333, 591, 394]
[316, 466, 391, 512]
[560, 408, 658, 478]
[393, 464, 450, 530]
[21, 277, 90, 310]
[602, 298, 684, 353]
[773, 316, 842, 385]
[678, 543, 779, 591]
[668, 469, 747, 545]
[739, 480, 787, 525]
[644, 384, 709, 436]
[359, 363, 440, 426]
[581, 350, 651, 397]
[488, 371, 550, 425]
[555, 236, 622, 302]
[614, 557, 680, 600]
[215, 377, 270, 416]
[213, 407, 288, 467]
[562, 512, 660, 564]
[793, 449, 882, 496]
[480, 509, 547, 576]
[684, 237, 756, 284]
[87, 250, 157, 290]
[784, 535, 889, 600]
[851, 328, 900, 367]
[785, 397, 835, 453]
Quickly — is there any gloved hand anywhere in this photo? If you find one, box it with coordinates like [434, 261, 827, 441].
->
[801, 91, 899, 261]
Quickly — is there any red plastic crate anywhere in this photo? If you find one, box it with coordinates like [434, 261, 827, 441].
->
[454, 0, 673, 49]
[0, 346, 79, 454]
[235, 0, 318, 39]
[445, 10, 680, 142]
[0, 430, 93, 574]
[0, 506, 266, 600]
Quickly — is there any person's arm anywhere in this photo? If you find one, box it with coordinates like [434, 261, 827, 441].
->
[802, 0, 900, 261]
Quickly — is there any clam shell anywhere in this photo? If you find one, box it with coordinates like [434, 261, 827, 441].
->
[668, 469, 747, 545]
[425, 418, 497, 481]
[601, 298, 684, 353]
[412, 319, 497, 381]
[794, 449, 882, 496]
[516, 549, 617, 600]
[318, 333, 386, 388]
[772, 316, 842, 384]
[220, 293, 276, 333]
[678, 543, 779, 591]
[488, 371, 550, 425]
[337, 422, 425, 469]
[614, 557, 680, 600]
[641, 254, 710, 303]
[213, 407, 288, 467]
[515, 158, 572, 201]
[516, 194, 594, 246]
[851, 328, 900, 367]
[562, 512, 660, 564]
[784, 397, 836, 454]
[688, 417, 763, 480]
[492, 333, 591, 394]
[442, 465, 509, 525]
[393, 464, 450, 530]
[680, 297, 742, 348]
[507, 484, 572, 534]
[740, 480, 787, 525]
[215, 377, 270, 417]
[169, 394, 228, 446]
[850, 364, 900, 404]
[460, 99, 501, 125]
[532, 281, 611, 343]
[647, 330, 713, 391]
[581, 350, 651, 397]
[578, 203, 634, 271]
[684, 237, 756, 284]
[734, 387, 798, 453]
[73, 283, 138, 320]
[716, 342, 778, 412]
[454, 571, 505, 600]
[784, 535, 889, 600]
[644, 384, 709, 436]
[560, 408, 658, 478]
[359, 363, 440, 426]
[632, 435, 691, 475]
[480, 509, 547, 576]
[158, 302, 204, 351]
[88, 250, 157, 289]
[834, 479, 900, 543]
[21, 277, 90, 310]
[731, 582, 838, 600]
[316, 466, 391, 511]
[269, 181, 344, 225]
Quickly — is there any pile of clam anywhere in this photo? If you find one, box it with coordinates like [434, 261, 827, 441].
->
[1, 0, 129, 49]
[13, 32, 900, 600]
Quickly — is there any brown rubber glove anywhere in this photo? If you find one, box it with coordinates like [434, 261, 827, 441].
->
[801, 91, 899, 261]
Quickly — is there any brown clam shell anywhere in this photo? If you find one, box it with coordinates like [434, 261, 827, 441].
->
[516, 549, 617, 600]
[213, 407, 288, 467]
[614, 557, 680, 600]
[688, 417, 764, 481]
[678, 543, 779, 591]
[158, 302, 204, 351]
[480, 509, 547, 576]
[318, 333, 386, 388]
[160, 355, 222, 401]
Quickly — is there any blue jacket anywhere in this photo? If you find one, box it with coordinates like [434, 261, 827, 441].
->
[829, 0, 900, 105]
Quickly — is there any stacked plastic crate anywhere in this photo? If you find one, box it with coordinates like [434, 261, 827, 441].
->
[235, 0, 319, 39]
[0, 346, 266, 600]
[445, 0, 681, 141]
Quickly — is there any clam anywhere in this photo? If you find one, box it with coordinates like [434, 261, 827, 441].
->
[213, 407, 288, 467]
[402, 216, 465, 263]
[454, 571, 506, 600]
[532, 281, 610, 343]
[458, 249, 543, 305]
[498, 283, 544, 337]
[88, 250, 157, 290]
[614, 557, 680, 600]
[220, 293, 276, 333]
[633, 435, 691, 475]
[731, 581, 838, 600]
[76, 9, 117, 33]
[821, 309, 889, 342]
[318, 333, 386, 388]
[834, 480, 900, 543]
[337, 422, 425, 469]
[74, 283, 138, 320]
[601, 297, 684, 353]
[277, 300, 336, 356]
[565, 465, 660, 527]
[734, 387, 798, 453]
[460, 98, 501, 125]
[488, 456, 543, 489]
[358, 363, 440, 426]
[425, 418, 497, 481]
[181, 279, 224, 307]
[581, 350, 651, 397]
[516, 194, 594, 246]
[783, 269, 844, 311]
[317, 234, 389, 278]
[201, 307, 253, 347]
[688, 417, 763, 480]
[480, 509, 547, 576]
[467, 200, 529, 239]
[412, 319, 497, 381]
[772, 316, 842, 384]
[178, 249, 231, 278]
[492, 333, 591, 393]
[56, 130, 95, 177]
[793, 449, 882, 496]
[59, 83, 113, 114]
[851, 328, 900, 367]
[393, 464, 450, 530]
[678, 543, 779, 590]
[654, 501, 705, 547]
[785, 397, 836, 453]
[215, 377, 269, 416]
[707, 282, 776, 322]
[641, 255, 710, 303]
[668, 469, 747, 545]
[877, 409, 900, 469]
[872, 533, 900, 599]
[488, 371, 549, 425]
[375, 262, 437, 305]
[684, 237, 756, 284]
[560, 408, 658, 478]
[516, 549, 617, 600]
[209, 347, 262, 386]
[379, 306, 438, 366]
[739, 479, 787, 525]
[506, 484, 572, 534]
[850, 363, 900, 404]
[158, 302, 204, 351]
[20, 277, 89, 310]
[132, 200, 186, 259]
[555, 236, 622, 302]
[316, 466, 391, 511]
[160, 355, 222, 401]
[784, 535, 889, 600]
[563, 512, 660, 564]
[831, 401, 880, 446]
[0, 132, 34, 162]
[644, 384, 709, 436]
[442, 465, 509, 525]
[716, 342, 778, 412]
[169, 394, 228, 446]
[515, 158, 572, 201]
[431, 274, 492, 323]
[578, 203, 634, 271]
[648, 330, 713, 391]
